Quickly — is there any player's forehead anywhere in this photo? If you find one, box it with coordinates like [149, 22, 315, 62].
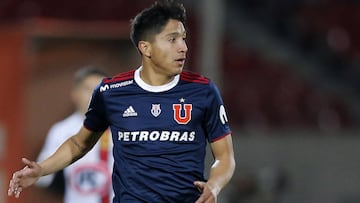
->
[158, 19, 186, 37]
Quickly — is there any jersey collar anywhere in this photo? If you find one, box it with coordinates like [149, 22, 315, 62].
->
[134, 66, 180, 92]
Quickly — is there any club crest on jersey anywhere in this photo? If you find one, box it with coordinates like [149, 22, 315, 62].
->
[173, 99, 192, 124]
[151, 104, 162, 117]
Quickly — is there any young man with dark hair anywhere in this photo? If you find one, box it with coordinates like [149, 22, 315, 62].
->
[8, 1, 235, 202]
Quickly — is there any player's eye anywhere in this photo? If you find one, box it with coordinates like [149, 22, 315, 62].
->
[169, 37, 176, 43]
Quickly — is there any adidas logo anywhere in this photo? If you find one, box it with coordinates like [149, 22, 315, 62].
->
[122, 106, 138, 117]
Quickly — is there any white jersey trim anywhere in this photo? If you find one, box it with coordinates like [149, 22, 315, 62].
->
[134, 66, 179, 92]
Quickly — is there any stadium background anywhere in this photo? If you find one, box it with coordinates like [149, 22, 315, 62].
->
[1, 0, 360, 202]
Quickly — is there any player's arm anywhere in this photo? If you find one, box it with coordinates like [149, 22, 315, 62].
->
[39, 126, 103, 175]
[8, 126, 103, 198]
[194, 134, 235, 203]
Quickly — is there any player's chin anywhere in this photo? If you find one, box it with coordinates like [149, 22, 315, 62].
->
[172, 66, 183, 75]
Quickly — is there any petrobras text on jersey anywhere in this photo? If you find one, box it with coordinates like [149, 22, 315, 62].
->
[100, 80, 134, 92]
[117, 130, 195, 142]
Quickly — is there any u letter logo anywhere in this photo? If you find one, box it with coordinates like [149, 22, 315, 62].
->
[173, 104, 192, 124]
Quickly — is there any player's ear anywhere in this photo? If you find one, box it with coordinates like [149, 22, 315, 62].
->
[138, 41, 151, 57]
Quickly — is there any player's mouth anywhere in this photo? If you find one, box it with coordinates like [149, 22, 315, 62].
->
[175, 58, 186, 65]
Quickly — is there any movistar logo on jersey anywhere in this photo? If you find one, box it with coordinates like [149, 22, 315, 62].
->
[117, 130, 195, 142]
[100, 80, 134, 92]
[100, 84, 109, 92]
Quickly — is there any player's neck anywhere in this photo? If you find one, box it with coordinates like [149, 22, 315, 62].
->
[140, 66, 175, 86]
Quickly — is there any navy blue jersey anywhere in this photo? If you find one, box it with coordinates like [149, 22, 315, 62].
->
[84, 67, 231, 203]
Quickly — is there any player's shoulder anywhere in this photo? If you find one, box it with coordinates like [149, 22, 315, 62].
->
[98, 70, 135, 93]
[103, 69, 135, 84]
[54, 113, 82, 126]
[180, 70, 210, 85]
[48, 113, 82, 136]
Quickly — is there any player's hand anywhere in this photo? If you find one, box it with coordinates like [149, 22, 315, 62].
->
[8, 158, 42, 198]
[194, 181, 218, 203]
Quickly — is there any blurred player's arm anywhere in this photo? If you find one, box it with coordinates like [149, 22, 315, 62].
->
[194, 134, 235, 203]
[8, 126, 103, 198]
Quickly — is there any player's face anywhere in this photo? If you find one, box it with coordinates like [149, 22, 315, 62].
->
[148, 19, 188, 77]
[72, 74, 103, 114]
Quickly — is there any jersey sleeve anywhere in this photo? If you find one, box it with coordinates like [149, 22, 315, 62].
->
[204, 81, 231, 142]
[83, 82, 109, 132]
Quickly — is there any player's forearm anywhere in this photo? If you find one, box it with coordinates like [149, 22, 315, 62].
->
[207, 155, 235, 196]
[38, 136, 88, 176]
[38, 128, 102, 176]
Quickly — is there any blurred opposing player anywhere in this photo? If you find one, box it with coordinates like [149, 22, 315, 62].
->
[8, 1, 235, 202]
[36, 67, 113, 203]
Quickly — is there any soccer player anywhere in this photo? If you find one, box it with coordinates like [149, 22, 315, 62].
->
[36, 67, 114, 203]
[8, 0, 235, 202]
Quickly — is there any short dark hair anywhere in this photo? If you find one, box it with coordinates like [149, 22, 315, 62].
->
[74, 66, 107, 85]
[130, 0, 186, 52]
